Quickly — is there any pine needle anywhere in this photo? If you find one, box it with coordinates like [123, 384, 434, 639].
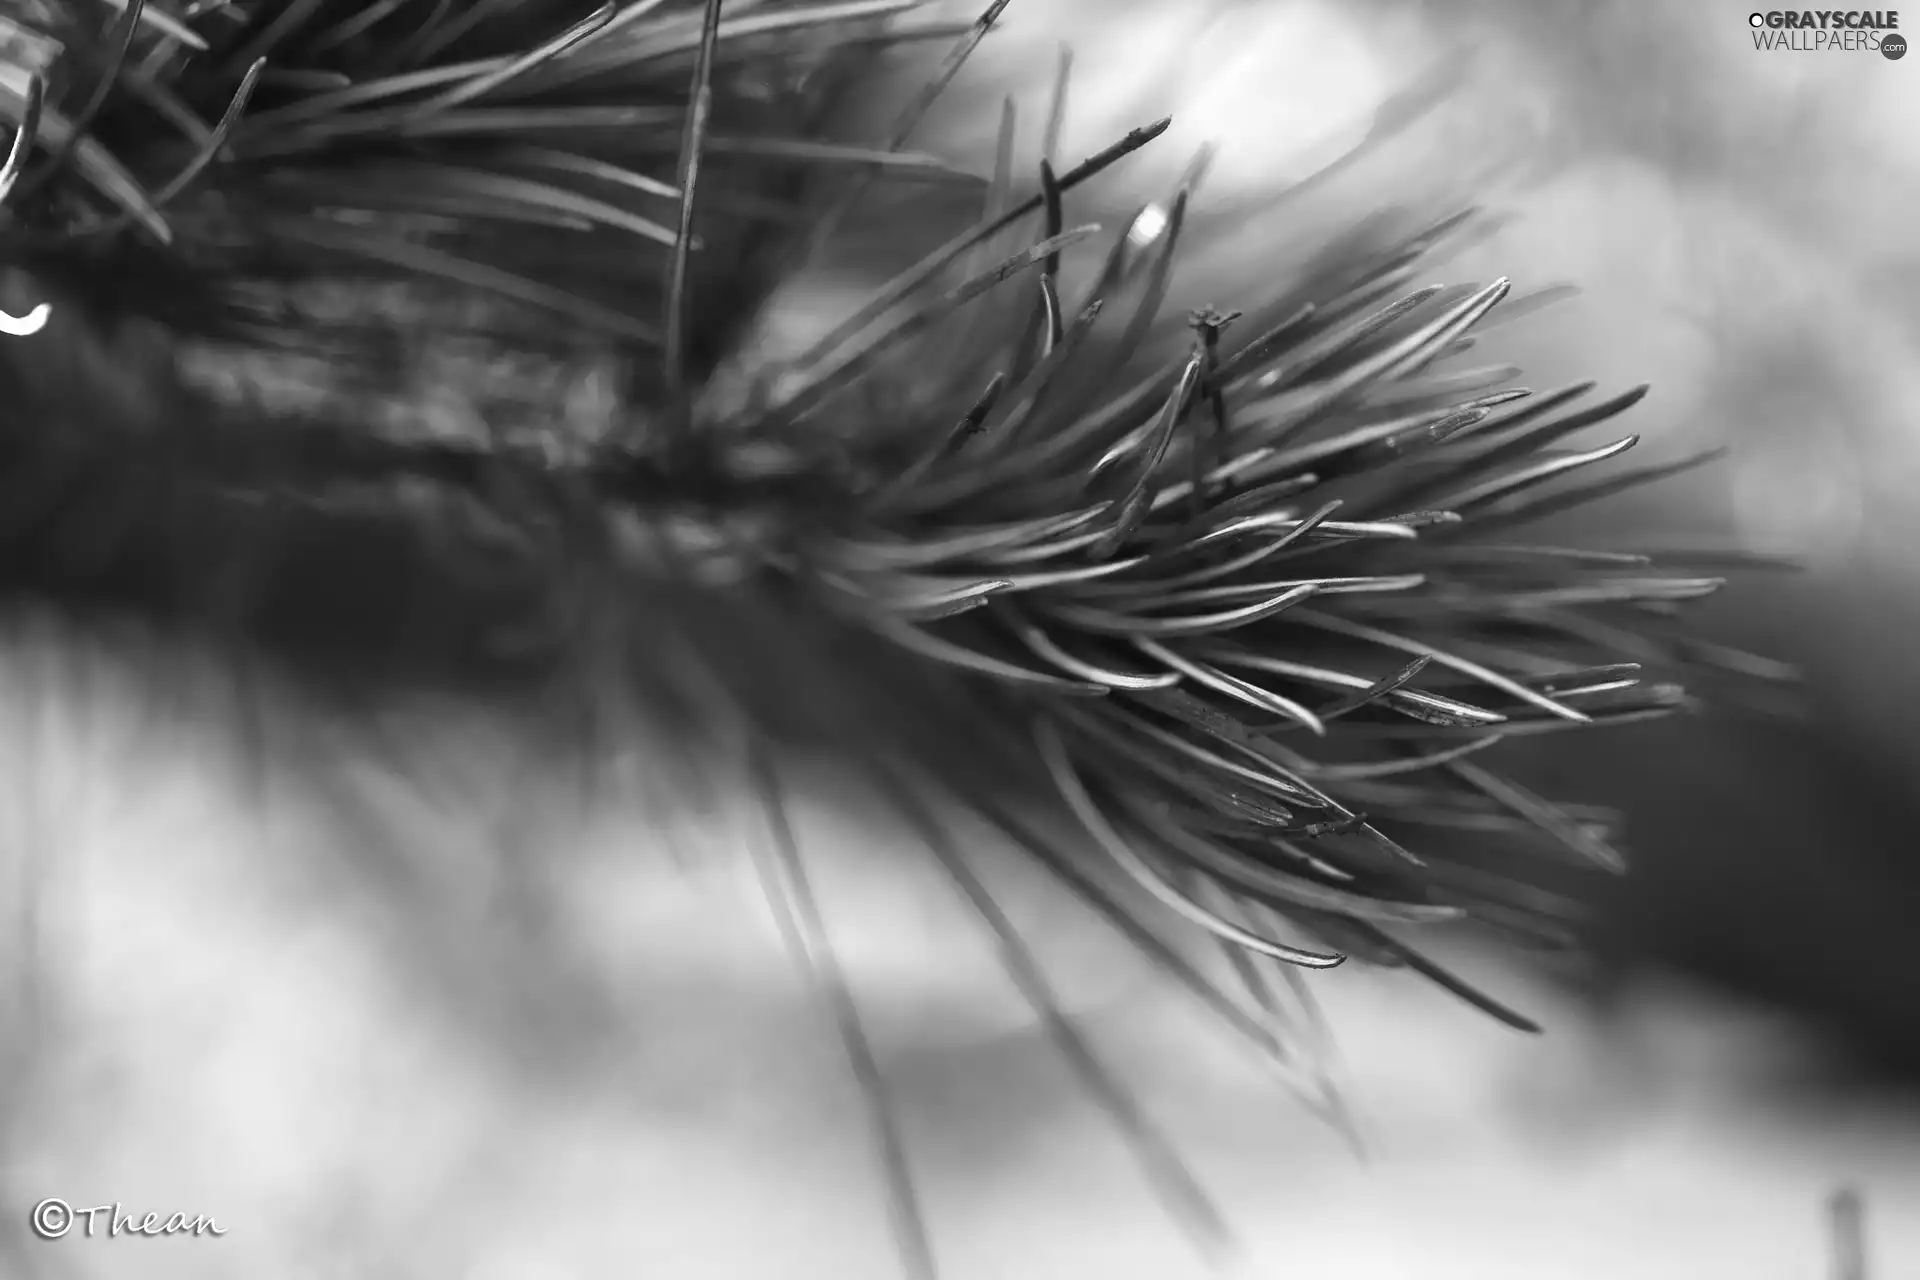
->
[747, 746, 939, 1280]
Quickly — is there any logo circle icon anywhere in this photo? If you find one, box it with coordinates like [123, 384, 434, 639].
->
[1749, 11, 1766, 26]
[1884, 33, 1908, 58]
[29, 1199, 74, 1240]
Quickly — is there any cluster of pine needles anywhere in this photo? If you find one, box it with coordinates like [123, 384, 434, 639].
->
[0, 0, 1796, 1272]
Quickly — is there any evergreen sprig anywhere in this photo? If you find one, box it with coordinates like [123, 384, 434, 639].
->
[0, 0, 1792, 1021]
[0, 4, 1792, 1267]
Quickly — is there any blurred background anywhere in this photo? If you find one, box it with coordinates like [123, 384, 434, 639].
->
[5, 1, 1920, 1278]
